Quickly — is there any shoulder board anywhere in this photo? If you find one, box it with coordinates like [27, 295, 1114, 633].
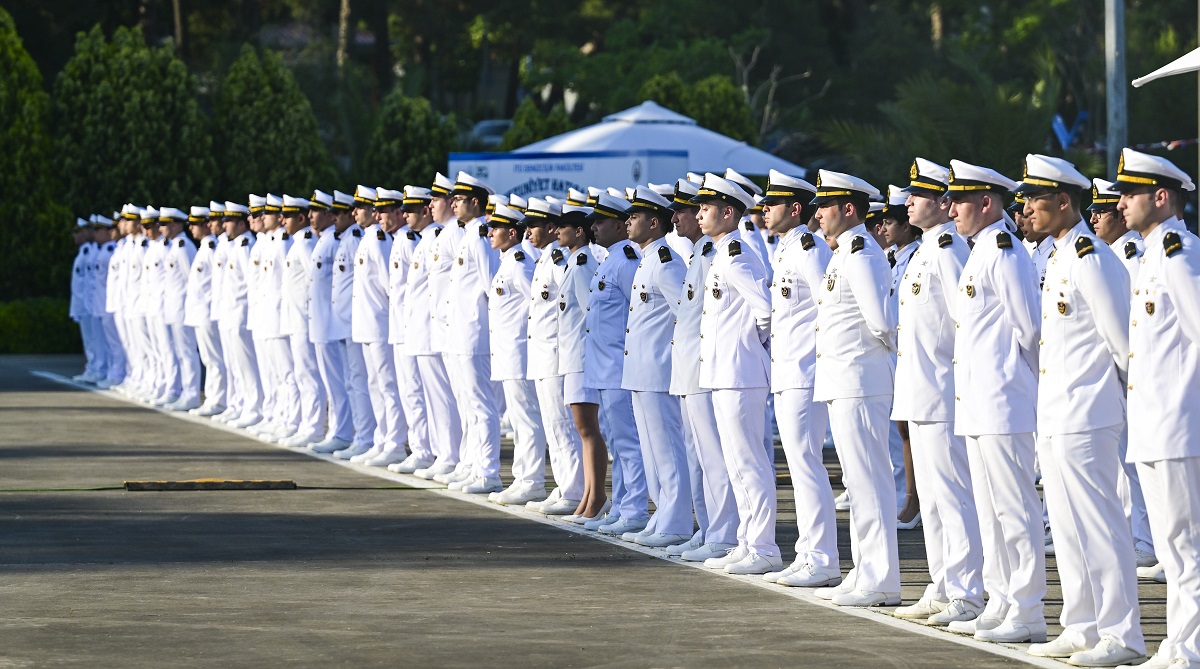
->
[576, 253, 587, 265]
[1124, 240, 1138, 259]
[623, 245, 638, 259]
[208, 240, 216, 249]
[800, 232, 815, 250]
[850, 236, 865, 253]
[281, 232, 290, 240]
[478, 225, 487, 237]
[1165, 231, 1184, 257]
[995, 231, 1013, 249]
[514, 250, 525, 262]
[334, 232, 341, 240]
[702, 241, 713, 256]
[551, 249, 564, 264]
[177, 238, 185, 247]
[304, 230, 313, 239]
[1075, 235, 1095, 258]
[407, 230, 417, 241]
[658, 246, 672, 263]
[743, 221, 754, 231]
[377, 229, 386, 240]
[352, 228, 361, 237]
[240, 237, 249, 247]
[728, 240, 742, 257]
[938, 232, 953, 248]
[434, 228, 442, 236]
[141, 240, 148, 247]
[82, 247, 89, 254]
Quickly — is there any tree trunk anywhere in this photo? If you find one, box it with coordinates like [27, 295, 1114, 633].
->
[172, 0, 184, 55]
[337, 0, 350, 82]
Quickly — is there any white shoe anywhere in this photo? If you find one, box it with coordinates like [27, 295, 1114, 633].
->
[725, 552, 783, 575]
[1134, 548, 1158, 568]
[682, 542, 738, 563]
[598, 517, 647, 536]
[1067, 636, 1144, 667]
[948, 616, 1002, 636]
[893, 597, 948, 619]
[461, 477, 503, 494]
[635, 532, 692, 548]
[364, 447, 408, 467]
[1119, 651, 1170, 669]
[388, 454, 434, 474]
[776, 563, 842, 587]
[310, 437, 353, 454]
[621, 527, 654, 542]
[350, 445, 383, 463]
[192, 403, 226, 417]
[834, 491, 851, 511]
[763, 560, 803, 584]
[975, 620, 1048, 643]
[166, 398, 201, 412]
[927, 599, 984, 626]
[448, 475, 476, 491]
[1137, 562, 1165, 580]
[248, 420, 276, 436]
[897, 511, 922, 530]
[434, 465, 471, 485]
[413, 462, 456, 480]
[703, 545, 748, 570]
[491, 482, 547, 506]
[280, 432, 322, 448]
[814, 578, 855, 601]
[334, 443, 373, 460]
[833, 589, 901, 607]
[583, 512, 619, 531]
[663, 531, 704, 556]
[525, 487, 560, 513]
[1029, 636, 1091, 658]
[537, 495, 582, 516]
[230, 414, 263, 429]
[212, 408, 239, 423]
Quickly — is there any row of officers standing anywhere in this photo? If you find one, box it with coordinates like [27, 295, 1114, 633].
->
[68, 149, 1200, 668]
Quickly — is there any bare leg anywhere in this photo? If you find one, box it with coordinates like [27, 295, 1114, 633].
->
[897, 421, 920, 522]
[571, 402, 608, 516]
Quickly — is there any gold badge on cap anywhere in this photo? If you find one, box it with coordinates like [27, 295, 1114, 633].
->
[910, 161, 918, 180]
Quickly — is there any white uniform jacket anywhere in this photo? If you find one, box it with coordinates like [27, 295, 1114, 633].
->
[622, 237, 687, 393]
[699, 228, 772, 391]
[891, 223, 969, 422]
[488, 245, 536, 380]
[1127, 217, 1200, 462]
[770, 227, 832, 393]
[952, 220, 1041, 436]
[813, 224, 896, 401]
[585, 239, 640, 390]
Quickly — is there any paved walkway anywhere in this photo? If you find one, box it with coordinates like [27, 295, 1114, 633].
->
[0, 356, 1166, 668]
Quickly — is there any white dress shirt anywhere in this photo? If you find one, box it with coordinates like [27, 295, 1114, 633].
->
[329, 224, 363, 342]
[585, 239, 640, 389]
[557, 246, 597, 376]
[351, 224, 392, 344]
[402, 223, 444, 355]
[280, 227, 317, 338]
[669, 236, 714, 397]
[527, 243, 568, 381]
[308, 227, 340, 343]
[489, 245, 536, 380]
[184, 234, 217, 328]
[162, 232, 196, 326]
[444, 217, 500, 356]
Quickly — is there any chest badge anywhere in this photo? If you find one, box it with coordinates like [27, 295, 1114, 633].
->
[825, 276, 835, 292]
[781, 286, 791, 298]
[338, 264, 344, 272]
[495, 287, 505, 296]
[639, 292, 648, 302]
[358, 258, 364, 265]
[559, 302, 566, 311]
[1146, 301, 1155, 315]
[912, 283, 921, 295]
[687, 288, 694, 301]
[316, 262, 322, 268]
[712, 287, 722, 299]
[598, 280, 606, 291]
[540, 289, 550, 300]
[457, 258, 463, 265]
[1057, 301, 1068, 315]
[965, 284, 975, 298]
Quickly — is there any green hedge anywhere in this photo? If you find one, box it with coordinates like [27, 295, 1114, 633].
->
[0, 298, 82, 354]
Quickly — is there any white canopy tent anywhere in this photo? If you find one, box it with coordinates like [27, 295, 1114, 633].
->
[513, 101, 807, 177]
[1133, 46, 1200, 87]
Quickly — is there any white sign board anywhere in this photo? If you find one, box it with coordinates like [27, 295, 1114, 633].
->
[448, 150, 689, 199]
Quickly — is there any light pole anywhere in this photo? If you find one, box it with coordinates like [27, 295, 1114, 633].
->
[1105, 0, 1127, 175]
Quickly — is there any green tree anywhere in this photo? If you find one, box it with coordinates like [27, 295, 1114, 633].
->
[213, 45, 337, 196]
[0, 7, 71, 299]
[498, 96, 574, 150]
[637, 72, 756, 143]
[361, 91, 457, 187]
[51, 25, 213, 213]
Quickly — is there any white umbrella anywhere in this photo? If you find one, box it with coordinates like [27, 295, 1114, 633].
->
[1133, 46, 1200, 87]
[514, 101, 806, 177]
